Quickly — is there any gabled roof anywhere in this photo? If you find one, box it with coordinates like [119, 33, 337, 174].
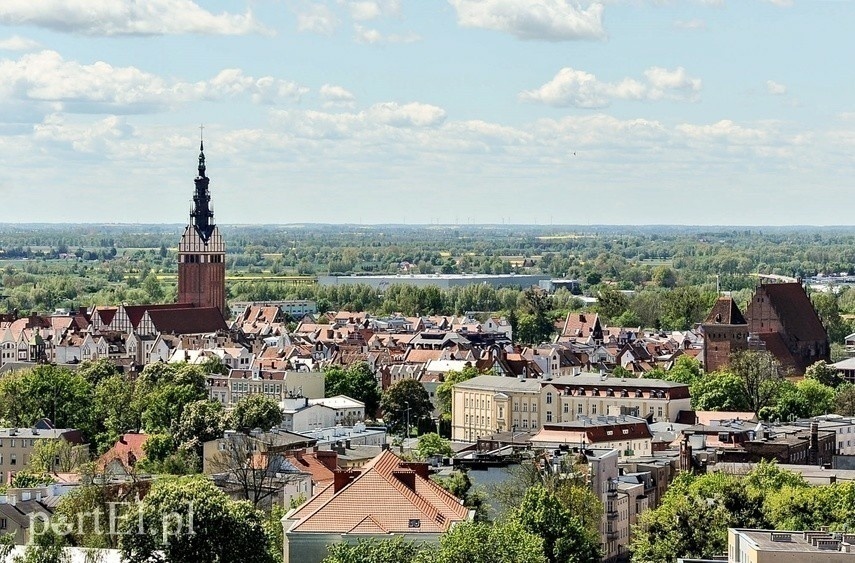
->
[124, 303, 196, 329]
[704, 297, 747, 325]
[286, 449, 469, 535]
[96, 433, 148, 472]
[146, 307, 227, 334]
[755, 283, 827, 343]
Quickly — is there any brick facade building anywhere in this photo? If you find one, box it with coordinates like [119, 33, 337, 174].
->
[703, 282, 829, 375]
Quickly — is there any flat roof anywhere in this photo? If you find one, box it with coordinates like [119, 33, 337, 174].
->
[453, 374, 542, 392]
[734, 528, 855, 553]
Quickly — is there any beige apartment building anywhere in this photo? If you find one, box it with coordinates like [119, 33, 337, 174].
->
[451, 376, 541, 442]
[543, 375, 691, 424]
[0, 423, 87, 483]
[452, 374, 691, 442]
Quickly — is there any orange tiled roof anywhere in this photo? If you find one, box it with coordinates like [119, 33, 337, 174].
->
[287, 449, 469, 535]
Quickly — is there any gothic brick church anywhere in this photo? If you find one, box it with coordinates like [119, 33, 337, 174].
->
[177, 141, 226, 316]
[702, 282, 830, 375]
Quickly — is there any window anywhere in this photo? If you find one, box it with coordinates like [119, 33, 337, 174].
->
[622, 429, 629, 435]
[513, 403, 518, 412]
[408, 519, 421, 529]
[592, 405, 597, 415]
[546, 393, 553, 404]
[657, 407, 663, 418]
[531, 404, 537, 413]
[577, 404, 583, 414]
[10, 455, 15, 466]
[546, 411, 553, 422]
[522, 404, 528, 412]
[0, 518, 6, 530]
[563, 404, 569, 414]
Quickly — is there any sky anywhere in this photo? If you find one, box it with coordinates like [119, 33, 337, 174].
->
[0, 0, 852, 226]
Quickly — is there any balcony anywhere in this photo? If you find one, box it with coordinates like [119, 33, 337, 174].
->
[606, 509, 618, 520]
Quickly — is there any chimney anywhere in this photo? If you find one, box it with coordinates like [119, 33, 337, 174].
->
[401, 462, 430, 481]
[316, 450, 339, 471]
[345, 439, 352, 450]
[333, 470, 358, 493]
[393, 469, 417, 491]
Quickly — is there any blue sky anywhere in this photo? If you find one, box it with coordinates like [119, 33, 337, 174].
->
[0, 0, 852, 225]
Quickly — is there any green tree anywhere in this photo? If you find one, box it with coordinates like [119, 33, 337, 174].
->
[75, 358, 120, 386]
[28, 439, 87, 474]
[690, 371, 750, 412]
[511, 485, 600, 563]
[120, 476, 274, 563]
[804, 360, 843, 388]
[323, 537, 429, 563]
[595, 286, 628, 322]
[836, 384, 855, 416]
[729, 350, 787, 416]
[92, 373, 139, 453]
[774, 378, 835, 421]
[0, 365, 94, 438]
[416, 433, 453, 460]
[324, 362, 381, 417]
[434, 470, 488, 522]
[174, 400, 227, 453]
[10, 470, 55, 488]
[652, 266, 677, 288]
[380, 379, 434, 435]
[434, 520, 546, 563]
[133, 363, 207, 433]
[229, 394, 282, 432]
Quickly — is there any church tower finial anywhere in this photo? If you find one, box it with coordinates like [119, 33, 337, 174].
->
[190, 129, 214, 241]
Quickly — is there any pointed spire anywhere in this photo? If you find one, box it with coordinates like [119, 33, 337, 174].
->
[197, 124, 206, 177]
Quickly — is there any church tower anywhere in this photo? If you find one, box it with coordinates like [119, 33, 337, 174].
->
[178, 140, 226, 315]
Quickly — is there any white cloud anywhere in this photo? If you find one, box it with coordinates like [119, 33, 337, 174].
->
[342, 0, 401, 21]
[0, 0, 266, 36]
[34, 113, 134, 153]
[676, 119, 769, 144]
[448, 0, 605, 41]
[294, 2, 340, 35]
[766, 80, 787, 95]
[674, 19, 706, 30]
[762, 0, 793, 6]
[520, 66, 701, 108]
[368, 102, 447, 127]
[320, 84, 356, 108]
[353, 24, 420, 44]
[0, 51, 307, 114]
[0, 35, 40, 51]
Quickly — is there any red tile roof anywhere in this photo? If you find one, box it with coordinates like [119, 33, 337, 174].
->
[147, 307, 227, 334]
[704, 297, 747, 325]
[96, 433, 148, 471]
[756, 283, 827, 343]
[286, 449, 469, 535]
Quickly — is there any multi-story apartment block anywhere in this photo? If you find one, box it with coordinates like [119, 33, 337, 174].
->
[452, 374, 691, 442]
[451, 376, 542, 441]
[0, 421, 87, 483]
[206, 369, 325, 407]
[543, 375, 691, 425]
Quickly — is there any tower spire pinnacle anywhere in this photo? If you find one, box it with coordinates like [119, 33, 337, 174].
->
[191, 129, 214, 241]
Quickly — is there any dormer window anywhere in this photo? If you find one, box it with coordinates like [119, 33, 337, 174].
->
[578, 388, 585, 396]
[592, 388, 600, 396]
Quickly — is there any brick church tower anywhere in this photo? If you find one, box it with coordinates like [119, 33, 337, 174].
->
[178, 140, 226, 315]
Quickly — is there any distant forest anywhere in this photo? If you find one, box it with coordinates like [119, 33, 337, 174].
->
[1, 224, 854, 350]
